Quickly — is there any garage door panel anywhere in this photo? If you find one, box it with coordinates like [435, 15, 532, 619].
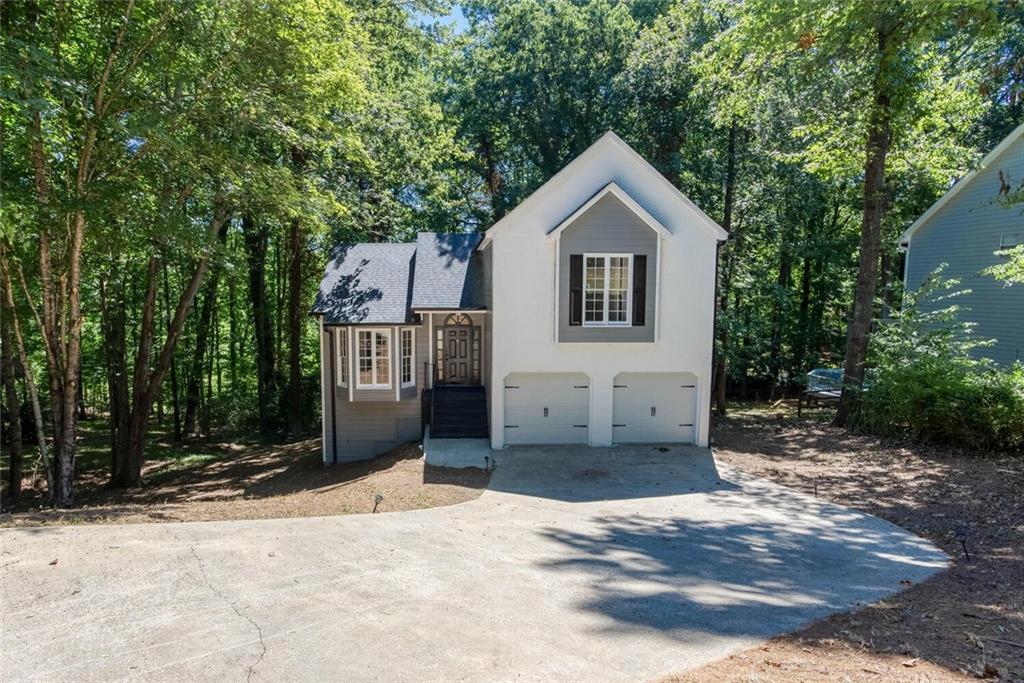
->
[505, 405, 588, 425]
[504, 373, 589, 445]
[504, 424, 588, 444]
[613, 372, 697, 444]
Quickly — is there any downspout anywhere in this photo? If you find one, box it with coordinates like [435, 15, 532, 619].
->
[328, 328, 338, 464]
[709, 239, 724, 446]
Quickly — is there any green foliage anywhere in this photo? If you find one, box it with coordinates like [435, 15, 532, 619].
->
[984, 244, 1024, 285]
[852, 271, 1024, 450]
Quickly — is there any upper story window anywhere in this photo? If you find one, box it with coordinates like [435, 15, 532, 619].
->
[336, 328, 349, 388]
[584, 254, 632, 327]
[400, 328, 415, 388]
[357, 329, 391, 389]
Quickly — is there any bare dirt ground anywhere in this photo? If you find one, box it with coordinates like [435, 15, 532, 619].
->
[674, 403, 1024, 683]
[0, 439, 488, 526]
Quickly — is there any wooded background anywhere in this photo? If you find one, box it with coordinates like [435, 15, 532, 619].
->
[2, 0, 1022, 506]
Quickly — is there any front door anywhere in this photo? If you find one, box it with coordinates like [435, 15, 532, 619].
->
[444, 326, 473, 384]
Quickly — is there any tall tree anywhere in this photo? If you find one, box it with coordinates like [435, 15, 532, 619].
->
[1, 291, 24, 498]
[710, 0, 998, 422]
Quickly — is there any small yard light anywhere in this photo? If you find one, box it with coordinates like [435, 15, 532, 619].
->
[955, 525, 970, 561]
[373, 493, 384, 513]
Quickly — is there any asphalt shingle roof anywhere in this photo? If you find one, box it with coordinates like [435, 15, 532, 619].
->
[410, 232, 485, 310]
[310, 243, 416, 324]
[311, 232, 485, 325]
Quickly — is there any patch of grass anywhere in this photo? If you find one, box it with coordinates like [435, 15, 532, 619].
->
[2, 417, 252, 482]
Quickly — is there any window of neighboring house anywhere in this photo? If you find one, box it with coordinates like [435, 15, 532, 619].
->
[336, 328, 348, 388]
[400, 328, 415, 388]
[357, 329, 391, 388]
[584, 254, 632, 326]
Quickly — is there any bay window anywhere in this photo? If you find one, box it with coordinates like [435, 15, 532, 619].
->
[400, 328, 415, 388]
[336, 328, 349, 388]
[357, 329, 391, 388]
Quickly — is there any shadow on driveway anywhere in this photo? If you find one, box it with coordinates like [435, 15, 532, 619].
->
[519, 460, 947, 643]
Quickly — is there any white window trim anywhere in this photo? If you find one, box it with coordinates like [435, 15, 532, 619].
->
[400, 327, 415, 388]
[336, 328, 349, 388]
[356, 328, 392, 389]
[582, 253, 632, 328]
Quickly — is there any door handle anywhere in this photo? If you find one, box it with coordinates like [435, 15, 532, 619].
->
[651, 406, 656, 417]
[543, 407, 549, 417]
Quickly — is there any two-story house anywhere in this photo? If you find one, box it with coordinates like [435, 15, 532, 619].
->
[900, 121, 1024, 366]
[311, 132, 728, 466]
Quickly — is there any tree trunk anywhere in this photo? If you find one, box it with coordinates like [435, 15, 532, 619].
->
[286, 146, 306, 437]
[1, 252, 53, 496]
[162, 265, 182, 441]
[835, 27, 893, 427]
[100, 268, 130, 478]
[228, 265, 238, 392]
[243, 214, 276, 434]
[110, 205, 229, 488]
[713, 121, 739, 416]
[769, 226, 793, 397]
[183, 222, 228, 436]
[793, 248, 814, 379]
[1, 304, 23, 498]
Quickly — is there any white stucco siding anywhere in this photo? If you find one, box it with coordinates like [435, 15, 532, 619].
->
[488, 139, 720, 448]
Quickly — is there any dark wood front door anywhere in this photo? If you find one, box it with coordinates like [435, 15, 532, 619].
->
[443, 326, 472, 384]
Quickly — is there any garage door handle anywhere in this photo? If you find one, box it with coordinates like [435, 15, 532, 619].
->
[506, 425, 519, 428]
[651, 406, 656, 417]
[614, 385, 627, 388]
[613, 423, 625, 427]
[505, 385, 519, 389]
[543, 407, 548, 417]
[679, 423, 693, 427]
[573, 424, 587, 428]
[681, 384, 695, 388]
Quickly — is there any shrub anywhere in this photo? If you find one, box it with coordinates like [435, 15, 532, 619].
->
[851, 270, 1024, 452]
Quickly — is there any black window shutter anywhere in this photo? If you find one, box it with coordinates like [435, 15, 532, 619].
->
[569, 254, 583, 326]
[632, 254, 647, 326]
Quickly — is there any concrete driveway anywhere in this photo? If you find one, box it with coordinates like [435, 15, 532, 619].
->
[1, 446, 946, 682]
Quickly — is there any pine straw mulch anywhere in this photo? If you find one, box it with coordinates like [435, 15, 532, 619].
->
[671, 405, 1023, 682]
[1, 439, 489, 526]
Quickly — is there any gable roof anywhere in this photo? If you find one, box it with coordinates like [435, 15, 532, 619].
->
[900, 121, 1024, 245]
[544, 182, 671, 241]
[411, 232, 485, 309]
[480, 130, 728, 248]
[310, 243, 416, 324]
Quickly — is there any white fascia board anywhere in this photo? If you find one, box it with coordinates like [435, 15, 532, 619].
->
[480, 131, 729, 246]
[544, 182, 672, 241]
[900, 121, 1024, 246]
[600, 131, 729, 242]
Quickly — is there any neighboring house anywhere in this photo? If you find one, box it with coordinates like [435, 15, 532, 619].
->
[900, 122, 1024, 366]
[311, 131, 728, 465]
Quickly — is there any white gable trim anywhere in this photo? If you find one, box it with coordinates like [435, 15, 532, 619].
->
[545, 182, 671, 241]
[900, 121, 1024, 246]
[478, 130, 728, 250]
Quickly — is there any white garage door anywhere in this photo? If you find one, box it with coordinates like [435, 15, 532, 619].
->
[504, 373, 589, 445]
[613, 372, 697, 444]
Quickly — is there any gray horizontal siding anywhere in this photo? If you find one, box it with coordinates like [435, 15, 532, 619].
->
[906, 134, 1024, 366]
[558, 193, 657, 343]
[322, 324, 425, 464]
